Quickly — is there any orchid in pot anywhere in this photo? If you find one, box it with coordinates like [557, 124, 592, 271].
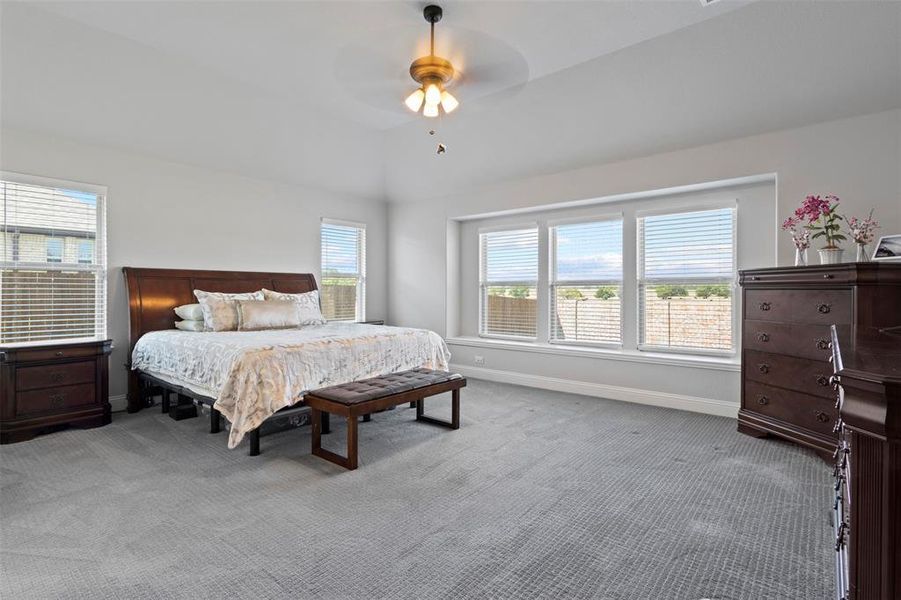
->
[786, 195, 846, 264]
[846, 209, 879, 262]
[781, 216, 811, 266]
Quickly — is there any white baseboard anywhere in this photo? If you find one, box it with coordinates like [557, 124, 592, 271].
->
[449, 363, 739, 419]
[109, 394, 128, 412]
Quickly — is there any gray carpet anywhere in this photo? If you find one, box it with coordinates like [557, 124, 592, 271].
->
[1, 379, 832, 600]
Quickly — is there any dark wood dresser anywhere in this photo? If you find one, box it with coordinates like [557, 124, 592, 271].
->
[831, 325, 901, 600]
[0, 339, 113, 444]
[738, 264, 901, 457]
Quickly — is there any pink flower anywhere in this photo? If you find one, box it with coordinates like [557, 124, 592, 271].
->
[782, 216, 799, 230]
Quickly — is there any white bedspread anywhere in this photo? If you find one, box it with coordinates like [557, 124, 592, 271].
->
[131, 323, 451, 448]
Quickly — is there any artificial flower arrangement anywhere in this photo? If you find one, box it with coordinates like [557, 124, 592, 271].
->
[783, 195, 880, 264]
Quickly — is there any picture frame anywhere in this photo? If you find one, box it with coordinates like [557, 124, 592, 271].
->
[872, 234, 901, 262]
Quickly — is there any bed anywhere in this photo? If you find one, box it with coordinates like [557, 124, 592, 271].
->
[123, 267, 450, 449]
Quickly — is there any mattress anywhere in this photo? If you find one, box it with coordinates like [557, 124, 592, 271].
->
[131, 323, 451, 448]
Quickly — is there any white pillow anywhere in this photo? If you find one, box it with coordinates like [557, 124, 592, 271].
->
[261, 288, 326, 325]
[236, 300, 301, 331]
[174, 303, 203, 321]
[175, 320, 206, 332]
[193, 290, 265, 332]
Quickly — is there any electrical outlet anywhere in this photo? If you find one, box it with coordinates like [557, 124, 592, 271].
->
[474, 355, 485, 365]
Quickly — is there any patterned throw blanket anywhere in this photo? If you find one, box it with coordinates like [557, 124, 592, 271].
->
[131, 323, 451, 448]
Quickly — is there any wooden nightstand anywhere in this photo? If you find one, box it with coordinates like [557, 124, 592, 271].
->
[0, 339, 113, 444]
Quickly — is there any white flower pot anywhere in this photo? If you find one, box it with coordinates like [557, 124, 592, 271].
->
[818, 247, 844, 265]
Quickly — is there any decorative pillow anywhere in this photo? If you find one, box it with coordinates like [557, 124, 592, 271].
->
[193, 290, 264, 332]
[175, 320, 206, 332]
[261, 288, 326, 325]
[174, 303, 204, 321]
[236, 300, 301, 331]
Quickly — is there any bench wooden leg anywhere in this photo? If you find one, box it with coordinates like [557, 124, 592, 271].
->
[210, 407, 221, 434]
[310, 409, 358, 470]
[415, 391, 460, 430]
[409, 401, 416, 409]
[362, 413, 371, 422]
[248, 428, 260, 456]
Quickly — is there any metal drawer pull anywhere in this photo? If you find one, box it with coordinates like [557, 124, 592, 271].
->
[823, 273, 834, 279]
[757, 332, 769, 342]
[757, 395, 769, 405]
[49, 372, 65, 384]
[48, 393, 66, 408]
[758, 301, 771, 311]
[54, 351, 63, 357]
[829, 375, 840, 389]
[816, 338, 830, 350]
[815, 411, 830, 423]
[817, 303, 831, 314]
[816, 375, 829, 387]
[758, 363, 770, 374]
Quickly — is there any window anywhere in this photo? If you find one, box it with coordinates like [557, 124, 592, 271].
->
[320, 219, 365, 321]
[479, 227, 538, 338]
[1, 176, 107, 344]
[77, 240, 94, 264]
[46, 237, 63, 263]
[637, 207, 735, 354]
[549, 218, 623, 345]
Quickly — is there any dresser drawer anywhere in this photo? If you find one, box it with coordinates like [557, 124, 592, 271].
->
[745, 289, 793, 322]
[744, 381, 837, 436]
[744, 350, 834, 398]
[15, 383, 97, 416]
[743, 320, 850, 361]
[9, 345, 100, 363]
[16, 361, 96, 392]
[745, 289, 852, 325]
[742, 267, 854, 286]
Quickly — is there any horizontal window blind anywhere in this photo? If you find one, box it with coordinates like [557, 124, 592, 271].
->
[549, 219, 623, 345]
[638, 207, 735, 353]
[480, 227, 538, 338]
[321, 220, 365, 322]
[1, 178, 107, 344]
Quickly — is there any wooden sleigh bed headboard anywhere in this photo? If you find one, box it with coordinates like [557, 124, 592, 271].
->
[123, 266, 317, 361]
[123, 267, 317, 412]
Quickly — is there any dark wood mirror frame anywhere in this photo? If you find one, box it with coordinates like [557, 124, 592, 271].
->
[122, 267, 318, 413]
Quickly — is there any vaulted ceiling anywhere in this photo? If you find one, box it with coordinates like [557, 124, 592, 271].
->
[2, 1, 899, 202]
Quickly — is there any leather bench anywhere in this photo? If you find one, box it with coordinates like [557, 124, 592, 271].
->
[306, 368, 466, 470]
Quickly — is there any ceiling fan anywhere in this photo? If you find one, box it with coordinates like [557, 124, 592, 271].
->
[403, 5, 459, 117]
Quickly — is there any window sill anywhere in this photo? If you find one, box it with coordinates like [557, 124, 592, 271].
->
[446, 336, 740, 372]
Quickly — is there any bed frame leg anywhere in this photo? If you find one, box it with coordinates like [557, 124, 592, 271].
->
[161, 389, 171, 414]
[249, 428, 260, 456]
[210, 408, 221, 434]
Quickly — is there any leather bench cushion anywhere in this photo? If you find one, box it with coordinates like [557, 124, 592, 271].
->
[309, 368, 463, 405]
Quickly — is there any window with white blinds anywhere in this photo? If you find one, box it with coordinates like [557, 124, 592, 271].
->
[1, 176, 107, 344]
[320, 219, 366, 322]
[637, 207, 735, 353]
[549, 218, 623, 345]
[479, 227, 538, 338]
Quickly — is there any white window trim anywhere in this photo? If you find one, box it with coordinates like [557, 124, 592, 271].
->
[548, 215, 624, 348]
[320, 217, 366, 322]
[635, 204, 738, 357]
[478, 224, 539, 340]
[1, 171, 108, 345]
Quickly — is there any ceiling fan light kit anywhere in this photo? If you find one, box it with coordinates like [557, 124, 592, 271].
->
[405, 5, 459, 117]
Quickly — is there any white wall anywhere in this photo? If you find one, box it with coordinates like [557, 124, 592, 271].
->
[1, 128, 388, 404]
[387, 110, 901, 410]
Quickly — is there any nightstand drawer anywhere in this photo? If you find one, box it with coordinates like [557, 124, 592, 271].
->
[744, 350, 834, 398]
[16, 361, 96, 391]
[16, 383, 97, 416]
[744, 381, 837, 436]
